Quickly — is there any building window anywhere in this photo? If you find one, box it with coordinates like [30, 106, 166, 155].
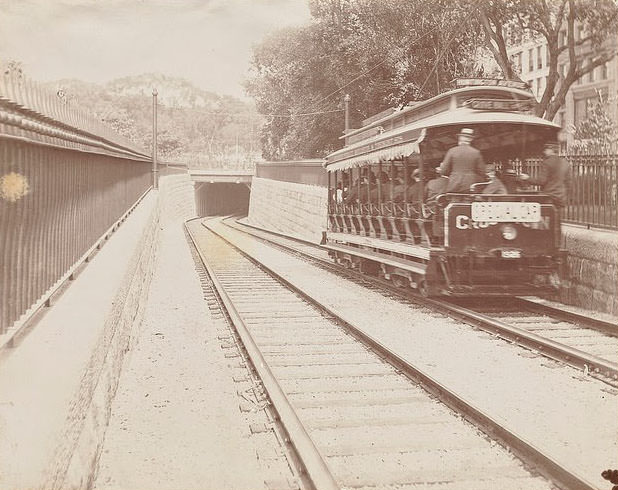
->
[601, 62, 608, 79]
[588, 62, 595, 82]
[559, 30, 566, 47]
[537, 46, 543, 69]
[536, 77, 542, 98]
[528, 48, 534, 72]
[546, 45, 551, 66]
[511, 52, 522, 73]
[574, 89, 608, 125]
[557, 111, 565, 128]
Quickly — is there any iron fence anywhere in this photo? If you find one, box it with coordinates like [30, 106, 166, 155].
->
[1, 74, 152, 336]
[514, 153, 617, 230]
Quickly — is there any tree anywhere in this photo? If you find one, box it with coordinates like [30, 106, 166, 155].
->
[246, 0, 481, 160]
[573, 90, 617, 148]
[475, 0, 618, 119]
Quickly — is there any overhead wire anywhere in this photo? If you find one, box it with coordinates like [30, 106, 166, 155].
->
[297, 1, 454, 115]
[415, 0, 482, 97]
[305, 0, 484, 116]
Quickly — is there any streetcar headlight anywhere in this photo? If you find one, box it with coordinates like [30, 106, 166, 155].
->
[501, 224, 517, 240]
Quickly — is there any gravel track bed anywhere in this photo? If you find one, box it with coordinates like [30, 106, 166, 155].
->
[452, 299, 618, 365]
[234, 218, 618, 378]
[187, 220, 554, 490]
[208, 218, 618, 489]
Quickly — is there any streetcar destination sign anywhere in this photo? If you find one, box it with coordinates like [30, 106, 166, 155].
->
[471, 202, 541, 222]
[463, 98, 535, 112]
[455, 78, 530, 90]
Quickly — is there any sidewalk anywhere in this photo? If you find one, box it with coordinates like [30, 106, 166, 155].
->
[0, 191, 158, 489]
[93, 220, 268, 490]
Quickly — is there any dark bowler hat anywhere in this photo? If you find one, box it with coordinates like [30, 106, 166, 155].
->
[458, 128, 475, 138]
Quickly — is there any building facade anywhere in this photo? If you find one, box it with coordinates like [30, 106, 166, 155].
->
[508, 30, 617, 143]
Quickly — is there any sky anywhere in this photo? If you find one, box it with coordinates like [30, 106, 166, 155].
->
[0, 0, 312, 98]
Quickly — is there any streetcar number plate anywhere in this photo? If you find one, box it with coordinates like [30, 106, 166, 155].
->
[471, 202, 540, 222]
[501, 250, 521, 258]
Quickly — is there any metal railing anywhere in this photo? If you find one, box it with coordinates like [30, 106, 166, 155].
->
[517, 152, 617, 230]
[1, 73, 152, 335]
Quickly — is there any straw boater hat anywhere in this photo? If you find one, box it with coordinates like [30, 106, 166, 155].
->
[458, 128, 475, 138]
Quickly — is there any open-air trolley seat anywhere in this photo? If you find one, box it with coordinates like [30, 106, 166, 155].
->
[323, 79, 566, 296]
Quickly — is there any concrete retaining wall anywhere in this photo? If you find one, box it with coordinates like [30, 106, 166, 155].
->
[557, 226, 618, 315]
[56, 174, 196, 489]
[247, 177, 328, 243]
[247, 177, 617, 315]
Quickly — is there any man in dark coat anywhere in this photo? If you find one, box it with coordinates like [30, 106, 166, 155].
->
[519, 143, 571, 208]
[439, 128, 486, 193]
[481, 163, 508, 194]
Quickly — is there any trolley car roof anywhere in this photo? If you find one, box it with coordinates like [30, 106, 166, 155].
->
[325, 86, 561, 171]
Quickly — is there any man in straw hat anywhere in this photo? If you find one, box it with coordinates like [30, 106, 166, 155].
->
[438, 128, 486, 193]
[518, 142, 570, 208]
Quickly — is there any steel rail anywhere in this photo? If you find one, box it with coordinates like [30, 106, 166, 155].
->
[228, 218, 618, 382]
[185, 220, 339, 490]
[512, 297, 618, 337]
[208, 217, 598, 490]
[433, 298, 618, 381]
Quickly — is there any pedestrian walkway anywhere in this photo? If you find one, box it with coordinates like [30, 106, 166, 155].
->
[93, 219, 266, 490]
[0, 192, 158, 490]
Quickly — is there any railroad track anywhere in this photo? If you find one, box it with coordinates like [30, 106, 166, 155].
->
[185, 217, 598, 490]
[229, 218, 618, 385]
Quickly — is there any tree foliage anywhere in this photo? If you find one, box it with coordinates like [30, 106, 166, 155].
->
[49, 75, 261, 167]
[246, 0, 482, 160]
[573, 90, 617, 149]
[475, 0, 618, 119]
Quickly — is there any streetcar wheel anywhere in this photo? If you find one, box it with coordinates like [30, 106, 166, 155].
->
[392, 275, 407, 288]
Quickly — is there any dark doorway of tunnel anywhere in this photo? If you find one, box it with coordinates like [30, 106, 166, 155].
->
[195, 182, 250, 217]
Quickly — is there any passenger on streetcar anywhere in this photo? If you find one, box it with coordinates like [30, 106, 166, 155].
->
[480, 163, 508, 194]
[518, 142, 571, 208]
[393, 168, 422, 204]
[343, 176, 359, 204]
[438, 128, 486, 193]
[407, 168, 424, 204]
[369, 170, 392, 203]
[335, 182, 344, 203]
[425, 171, 448, 200]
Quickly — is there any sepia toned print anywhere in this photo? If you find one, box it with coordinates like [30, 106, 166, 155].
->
[1, 1, 617, 489]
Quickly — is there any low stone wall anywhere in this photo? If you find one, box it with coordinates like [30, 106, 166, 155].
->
[247, 177, 328, 243]
[247, 177, 617, 315]
[47, 174, 196, 489]
[558, 225, 618, 315]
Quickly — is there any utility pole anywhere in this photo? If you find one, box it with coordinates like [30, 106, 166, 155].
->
[344, 94, 350, 133]
[152, 88, 158, 189]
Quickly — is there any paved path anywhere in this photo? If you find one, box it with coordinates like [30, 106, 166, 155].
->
[93, 220, 268, 490]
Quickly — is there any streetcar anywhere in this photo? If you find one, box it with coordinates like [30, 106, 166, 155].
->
[322, 79, 566, 296]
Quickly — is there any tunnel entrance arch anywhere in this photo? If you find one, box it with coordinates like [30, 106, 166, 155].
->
[189, 169, 252, 216]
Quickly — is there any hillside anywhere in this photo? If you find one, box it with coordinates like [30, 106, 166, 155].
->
[44, 74, 261, 167]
